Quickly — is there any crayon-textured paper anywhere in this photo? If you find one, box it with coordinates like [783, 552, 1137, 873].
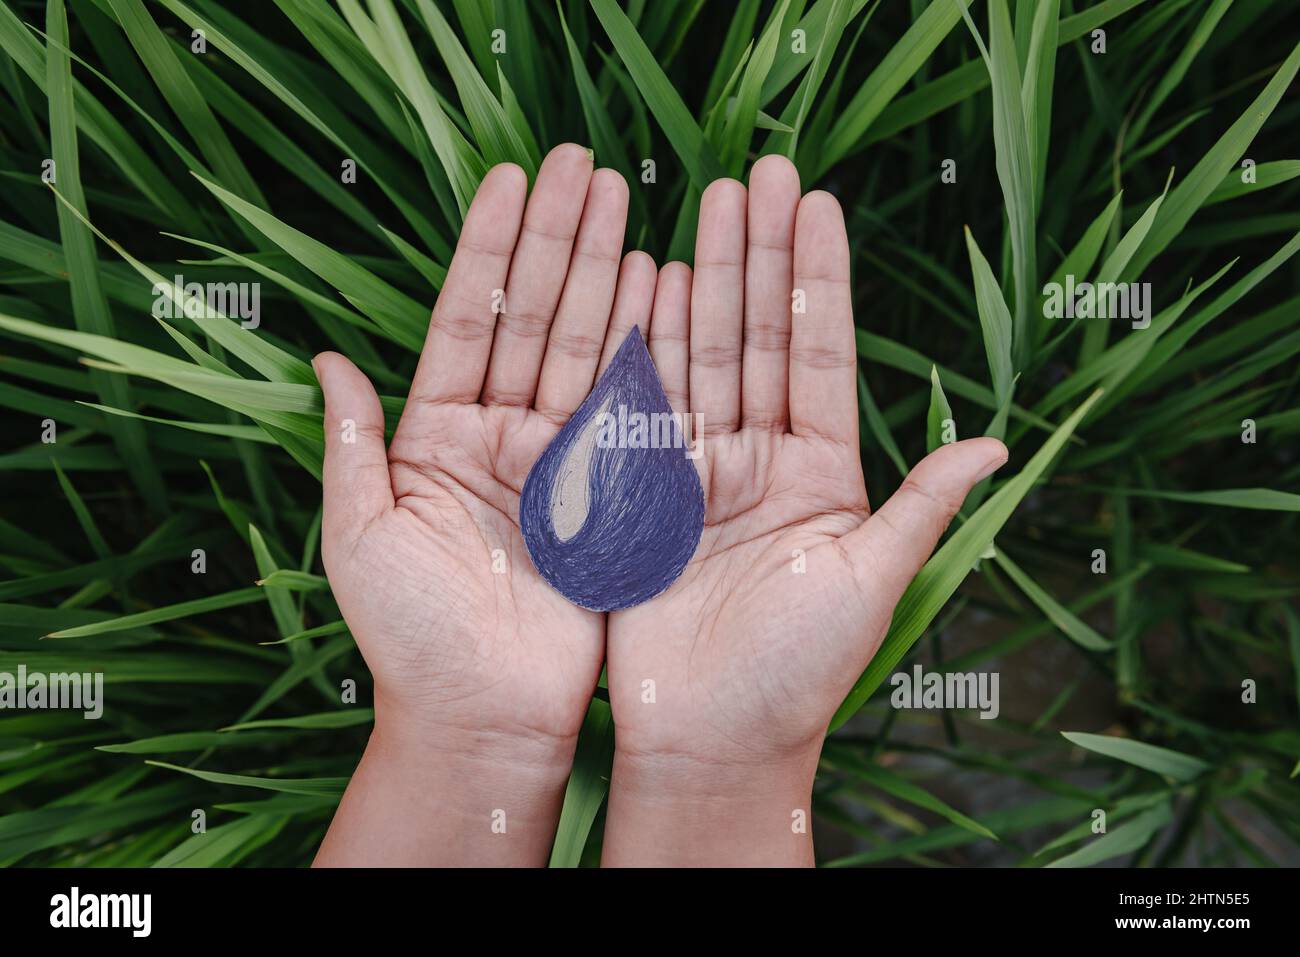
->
[520, 328, 705, 611]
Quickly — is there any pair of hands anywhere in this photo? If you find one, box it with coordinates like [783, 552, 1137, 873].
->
[312, 144, 1006, 866]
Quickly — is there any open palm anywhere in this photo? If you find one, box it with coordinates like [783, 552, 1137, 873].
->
[607, 156, 1008, 765]
[316, 145, 657, 745]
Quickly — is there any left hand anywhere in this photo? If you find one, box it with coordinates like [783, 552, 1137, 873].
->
[314, 145, 656, 866]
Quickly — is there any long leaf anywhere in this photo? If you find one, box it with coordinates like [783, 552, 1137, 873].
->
[1060, 732, 1211, 781]
[832, 389, 1104, 729]
[589, 0, 726, 190]
[45, 0, 165, 507]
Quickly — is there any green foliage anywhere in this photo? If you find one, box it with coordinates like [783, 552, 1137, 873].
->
[0, 0, 1297, 868]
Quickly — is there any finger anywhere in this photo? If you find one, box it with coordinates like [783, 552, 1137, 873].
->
[535, 168, 631, 420]
[482, 143, 594, 407]
[839, 438, 1008, 607]
[405, 163, 525, 408]
[789, 190, 856, 444]
[742, 155, 800, 432]
[648, 261, 691, 415]
[690, 178, 746, 435]
[314, 352, 394, 547]
[593, 250, 658, 380]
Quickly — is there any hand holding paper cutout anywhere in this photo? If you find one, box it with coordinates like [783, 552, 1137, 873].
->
[313, 148, 1007, 868]
[602, 156, 1009, 866]
[313, 145, 656, 866]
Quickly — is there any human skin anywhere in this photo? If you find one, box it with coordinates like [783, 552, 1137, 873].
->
[312, 146, 1005, 867]
[313, 144, 651, 866]
[601, 157, 1006, 866]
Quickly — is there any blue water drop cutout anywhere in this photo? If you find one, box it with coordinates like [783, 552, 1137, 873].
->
[520, 327, 705, 611]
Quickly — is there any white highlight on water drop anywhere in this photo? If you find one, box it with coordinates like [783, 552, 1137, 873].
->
[550, 396, 612, 542]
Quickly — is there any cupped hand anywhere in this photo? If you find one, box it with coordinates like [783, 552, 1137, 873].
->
[314, 145, 656, 755]
[603, 155, 1007, 864]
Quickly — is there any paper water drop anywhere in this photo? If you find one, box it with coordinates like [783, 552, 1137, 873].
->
[520, 327, 705, 611]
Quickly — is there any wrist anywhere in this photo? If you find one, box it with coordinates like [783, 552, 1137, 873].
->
[372, 695, 579, 774]
[602, 743, 822, 867]
[314, 703, 578, 867]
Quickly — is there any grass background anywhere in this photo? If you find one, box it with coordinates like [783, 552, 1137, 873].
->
[0, 0, 1298, 867]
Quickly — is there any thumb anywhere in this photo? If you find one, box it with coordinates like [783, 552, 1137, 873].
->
[841, 437, 1008, 609]
[314, 352, 393, 546]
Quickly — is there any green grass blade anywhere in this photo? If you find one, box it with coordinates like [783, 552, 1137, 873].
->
[51, 461, 111, 560]
[548, 696, 615, 867]
[145, 761, 347, 796]
[45, 0, 166, 508]
[105, 0, 265, 207]
[831, 389, 1104, 729]
[1045, 801, 1172, 867]
[222, 709, 373, 732]
[152, 815, 289, 868]
[1020, 0, 1059, 211]
[412, 0, 537, 174]
[718, 0, 790, 175]
[993, 550, 1112, 651]
[963, 226, 1014, 436]
[1205, 159, 1300, 206]
[589, 0, 726, 190]
[1128, 40, 1300, 276]
[925, 364, 954, 452]
[818, 0, 971, 175]
[1127, 0, 1234, 149]
[1060, 732, 1211, 781]
[864, 0, 1149, 146]
[44, 586, 266, 638]
[960, 0, 1037, 369]
[1119, 487, 1300, 512]
[824, 744, 998, 840]
[194, 175, 427, 350]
